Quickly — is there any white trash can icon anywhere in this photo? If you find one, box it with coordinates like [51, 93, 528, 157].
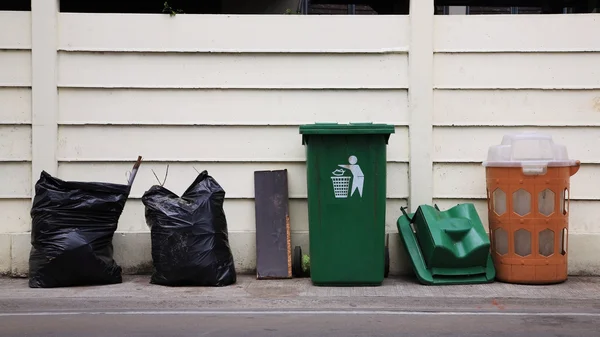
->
[331, 169, 350, 198]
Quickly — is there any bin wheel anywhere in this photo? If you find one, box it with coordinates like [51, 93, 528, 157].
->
[293, 246, 303, 278]
[384, 245, 390, 278]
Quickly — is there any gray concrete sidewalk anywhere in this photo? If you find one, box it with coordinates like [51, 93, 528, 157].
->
[1, 275, 600, 313]
[2, 275, 600, 300]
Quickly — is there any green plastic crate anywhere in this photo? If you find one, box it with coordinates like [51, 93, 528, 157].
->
[397, 203, 496, 285]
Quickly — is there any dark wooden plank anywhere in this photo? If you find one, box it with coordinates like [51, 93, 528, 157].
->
[254, 169, 292, 279]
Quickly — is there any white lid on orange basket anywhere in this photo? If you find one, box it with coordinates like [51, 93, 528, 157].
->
[482, 132, 578, 174]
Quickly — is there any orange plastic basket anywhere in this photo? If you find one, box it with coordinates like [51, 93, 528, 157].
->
[483, 133, 579, 284]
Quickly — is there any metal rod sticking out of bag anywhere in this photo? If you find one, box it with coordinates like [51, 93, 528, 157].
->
[128, 156, 143, 186]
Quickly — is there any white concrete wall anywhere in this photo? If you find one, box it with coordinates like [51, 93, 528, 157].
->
[1, 6, 599, 276]
[0, 11, 33, 275]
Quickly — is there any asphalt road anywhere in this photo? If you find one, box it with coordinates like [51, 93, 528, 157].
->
[1, 310, 599, 337]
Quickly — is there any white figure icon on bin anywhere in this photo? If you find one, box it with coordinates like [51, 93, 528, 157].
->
[330, 155, 364, 199]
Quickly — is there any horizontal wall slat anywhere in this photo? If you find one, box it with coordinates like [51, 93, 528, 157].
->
[0, 163, 31, 198]
[0, 199, 32, 233]
[434, 163, 599, 201]
[434, 53, 600, 89]
[435, 15, 600, 53]
[0, 126, 32, 161]
[59, 13, 409, 53]
[58, 52, 408, 89]
[118, 198, 407, 232]
[434, 199, 600, 234]
[0, 88, 31, 124]
[57, 162, 409, 199]
[434, 89, 600, 126]
[57, 125, 410, 162]
[0, 12, 31, 50]
[433, 127, 600, 164]
[0, 51, 31, 87]
[58, 88, 409, 126]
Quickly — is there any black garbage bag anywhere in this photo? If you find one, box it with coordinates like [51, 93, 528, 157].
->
[29, 158, 142, 288]
[142, 170, 236, 287]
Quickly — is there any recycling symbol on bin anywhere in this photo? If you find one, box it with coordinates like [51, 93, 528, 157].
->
[331, 155, 364, 199]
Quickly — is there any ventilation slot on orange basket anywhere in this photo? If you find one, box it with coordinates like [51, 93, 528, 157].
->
[494, 228, 508, 256]
[539, 229, 554, 257]
[560, 228, 568, 255]
[514, 229, 531, 257]
[560, 189, 569, 215]
[492, 188, 506, 216]
[538, 189, 555, 217]
[513, 189, 531, 217]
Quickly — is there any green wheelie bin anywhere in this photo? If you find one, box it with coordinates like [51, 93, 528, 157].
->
[299, 123, 394, 286]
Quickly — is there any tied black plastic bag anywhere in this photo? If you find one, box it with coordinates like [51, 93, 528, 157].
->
[142, 170, 236, 287]
[29, 157, 142, 288]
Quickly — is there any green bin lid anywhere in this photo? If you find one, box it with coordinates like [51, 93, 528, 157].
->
[299, 123, 395, 144]
[299, 122, 395, 135]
